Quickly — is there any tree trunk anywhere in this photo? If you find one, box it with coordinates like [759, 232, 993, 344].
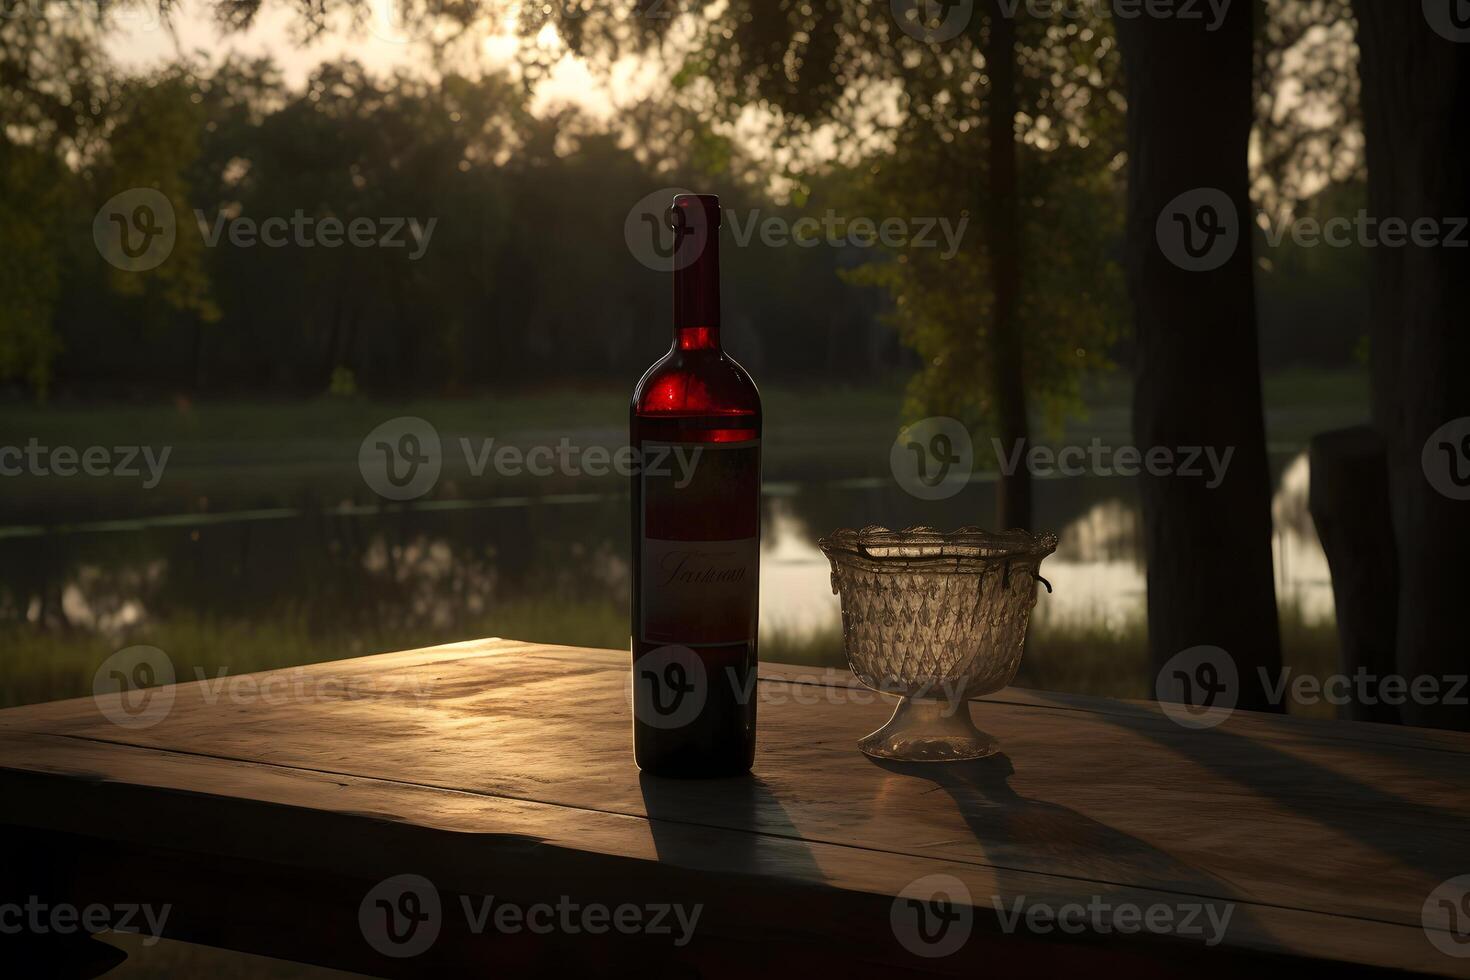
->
[1308, 427, 1399, 723]
[985, 3, 1032, 531]
[1114, 6, 1283, 710]
[1352, 1, 1470, 730]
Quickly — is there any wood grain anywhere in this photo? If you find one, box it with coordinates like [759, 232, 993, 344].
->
[1, 638, 1466, 977]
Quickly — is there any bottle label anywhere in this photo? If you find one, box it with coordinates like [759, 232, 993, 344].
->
[639, 439, 760, 646]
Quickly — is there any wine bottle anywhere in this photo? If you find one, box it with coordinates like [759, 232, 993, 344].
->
[630, 193, 761, 777]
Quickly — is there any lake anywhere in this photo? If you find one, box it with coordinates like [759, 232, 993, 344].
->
[0, 411, 1334, 709]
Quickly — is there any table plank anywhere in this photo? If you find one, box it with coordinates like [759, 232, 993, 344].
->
[2, 637, 1466, 976]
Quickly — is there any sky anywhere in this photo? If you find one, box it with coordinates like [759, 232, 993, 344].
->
[97, 0, 887, 189]
[102, 0, 632, 120]
[99, 0, 1358, 209]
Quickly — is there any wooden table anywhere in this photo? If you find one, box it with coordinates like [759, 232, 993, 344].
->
[2, 638, 1467, 977]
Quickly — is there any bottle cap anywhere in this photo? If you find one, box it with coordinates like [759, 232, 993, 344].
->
[669, 193, 721, 231]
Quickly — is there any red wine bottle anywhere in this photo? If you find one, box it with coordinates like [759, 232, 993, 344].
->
[630, 193, 761, 777]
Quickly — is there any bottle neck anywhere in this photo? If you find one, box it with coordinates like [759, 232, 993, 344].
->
[672, 229, 720, 351]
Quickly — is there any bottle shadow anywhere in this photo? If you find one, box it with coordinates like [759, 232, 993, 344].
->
[637, 771, 828, 884]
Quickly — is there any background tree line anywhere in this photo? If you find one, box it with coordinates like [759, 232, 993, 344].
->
[3, 13, 1368, 404]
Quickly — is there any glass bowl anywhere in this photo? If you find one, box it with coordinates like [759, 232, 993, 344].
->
[817, 525, 1057, 761]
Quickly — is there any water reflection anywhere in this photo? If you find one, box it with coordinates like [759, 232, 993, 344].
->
[0, 450, 1334, 692]
[755, 450, 1333, 638]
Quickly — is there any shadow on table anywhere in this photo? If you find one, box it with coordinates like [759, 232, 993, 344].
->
[1027, 694, 1469, 883]
[637, 772, 827, 884]
[870, 752, 1236, 894]
[868, 752, 1257, 947]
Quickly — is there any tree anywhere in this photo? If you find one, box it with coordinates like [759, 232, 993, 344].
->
[519, 1, 1125, 530]
[1351, 0, 1470, 730]
[983, 4, 1030, 529]
[0, 3, 110, 394]
[0, 8, 217, 396]
[1113, 4, 1283, 710]
[0, 144, 69, 395]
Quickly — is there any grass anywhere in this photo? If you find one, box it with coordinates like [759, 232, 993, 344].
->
[760, 606, 1341, 717]
[0, 383, 911, 457]
[0, 366, 1370, 488]
[0, 599, 1343, 719]
[0, 598, 629, 710]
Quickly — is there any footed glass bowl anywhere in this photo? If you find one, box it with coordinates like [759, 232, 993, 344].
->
[818, 525, 1057, 762]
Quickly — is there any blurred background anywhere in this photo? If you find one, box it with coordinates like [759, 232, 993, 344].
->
[1, 0, 1373, 714]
